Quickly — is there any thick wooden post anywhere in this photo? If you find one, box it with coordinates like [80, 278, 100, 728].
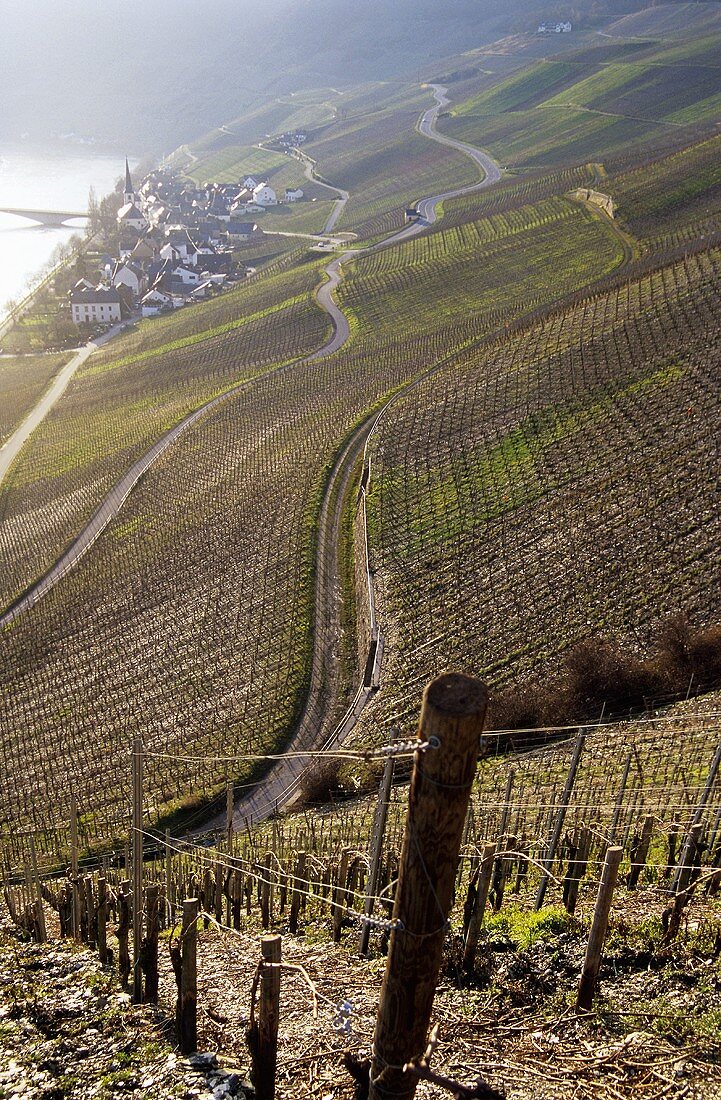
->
[576, 846, 623, 1011]
[535, 729, 586, 910]
[462, 841, 496, 973]
[256, 934, 282, 1100]
[360, 754, 395, 956]
[368, 673, 488, 1100]
[178, 898, 198, 1054]
[132, 736, 144, 1004]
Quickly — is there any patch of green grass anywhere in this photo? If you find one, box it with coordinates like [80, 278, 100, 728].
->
[486, 904, 573, 949]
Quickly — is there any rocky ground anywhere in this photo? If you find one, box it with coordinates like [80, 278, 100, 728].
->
[0, 922, 251, 1100]
[2, 892, 721, 1100]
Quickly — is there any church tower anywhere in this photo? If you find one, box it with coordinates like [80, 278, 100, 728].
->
[123, 158, 136, 207]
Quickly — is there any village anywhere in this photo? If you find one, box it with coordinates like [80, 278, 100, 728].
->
[69, 160, 306, 329]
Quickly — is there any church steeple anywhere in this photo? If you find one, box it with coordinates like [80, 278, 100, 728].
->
[124, 158, 135, 206]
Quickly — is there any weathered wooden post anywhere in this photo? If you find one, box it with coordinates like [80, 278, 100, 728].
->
[576, 846, 623, 1011]
[177, 898, 199, 1054]
[332, 848, 351, 942]
[368, 673, 488, 1100]
[254, 934, 282, 1100]
[226, 782, 234, 925]
[132, 736, 144, 1004]
[97, 878, 109, 964]
[360, 753, 395, 956]
[289, 851, 307, 933]
[535, 729, 586, 910]
[627, 814, 655, 890]
[462, 841, 496, 973]
[117, 880, 131, 989]
[165, 828, 173, 926]
[28, 836, 47, 944]
[144, 884, 160, 1004]
[70, 794, 81, 941]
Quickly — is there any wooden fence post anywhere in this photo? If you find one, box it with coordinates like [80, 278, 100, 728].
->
[289, 852, 307, 933]
[576, 846, 623, 1011]
[332, 848, 351, 942]
[132, 736, 144, 1004]
[28, 836, 46, 944]
[144, 885, 160, 1004]
[118, 881, 131, 989]
[535, 729, 586, 910]
[627, 814, 655, 890]
[368, 673, 488, 1100]
[255, 934, 281, 1100]
[97, 878, 108, 964]
[360, 754, 395, 956]
[177, 898, 198, 1054]
[462, 841, 496, 973]
[70, 796, 80, 941]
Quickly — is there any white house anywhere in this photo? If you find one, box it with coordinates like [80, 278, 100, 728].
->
[243, 176, 259, 190]
[112, 261, 146, 298]
[285, 188, 304, 203]
[160, 241, 199, 268]
[141, 286, 172, 316]
[173, 265, 202, 286]
[252, 183, 277, 207]
[70, 285, 124, 326]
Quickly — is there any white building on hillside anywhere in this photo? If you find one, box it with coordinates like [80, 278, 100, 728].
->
[252, 183, 277, 207]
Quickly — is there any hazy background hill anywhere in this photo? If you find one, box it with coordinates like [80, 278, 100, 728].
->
[0, 0, 664, 152]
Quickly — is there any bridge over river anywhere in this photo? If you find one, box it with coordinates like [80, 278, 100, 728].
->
[0, 207, 88, 228]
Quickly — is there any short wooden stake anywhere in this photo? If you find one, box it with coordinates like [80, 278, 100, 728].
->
[28, 836, 47, 944]
[289, 851, 307, 934]
[255, 934, 281, 1100]
[627, 814, 655, 890]
[97, 878, 108, 964]
[576, 846, 623, 1011]
[462, 841, 496, 973]
[178, 898, 198, 1054]
[332, 848, 351, 942]
[369, 672, 488, 1100]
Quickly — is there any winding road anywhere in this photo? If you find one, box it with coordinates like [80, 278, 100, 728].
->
[0, 85, 502, 825]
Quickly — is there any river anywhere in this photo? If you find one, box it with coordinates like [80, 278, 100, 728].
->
[0, 144, 131, 325]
